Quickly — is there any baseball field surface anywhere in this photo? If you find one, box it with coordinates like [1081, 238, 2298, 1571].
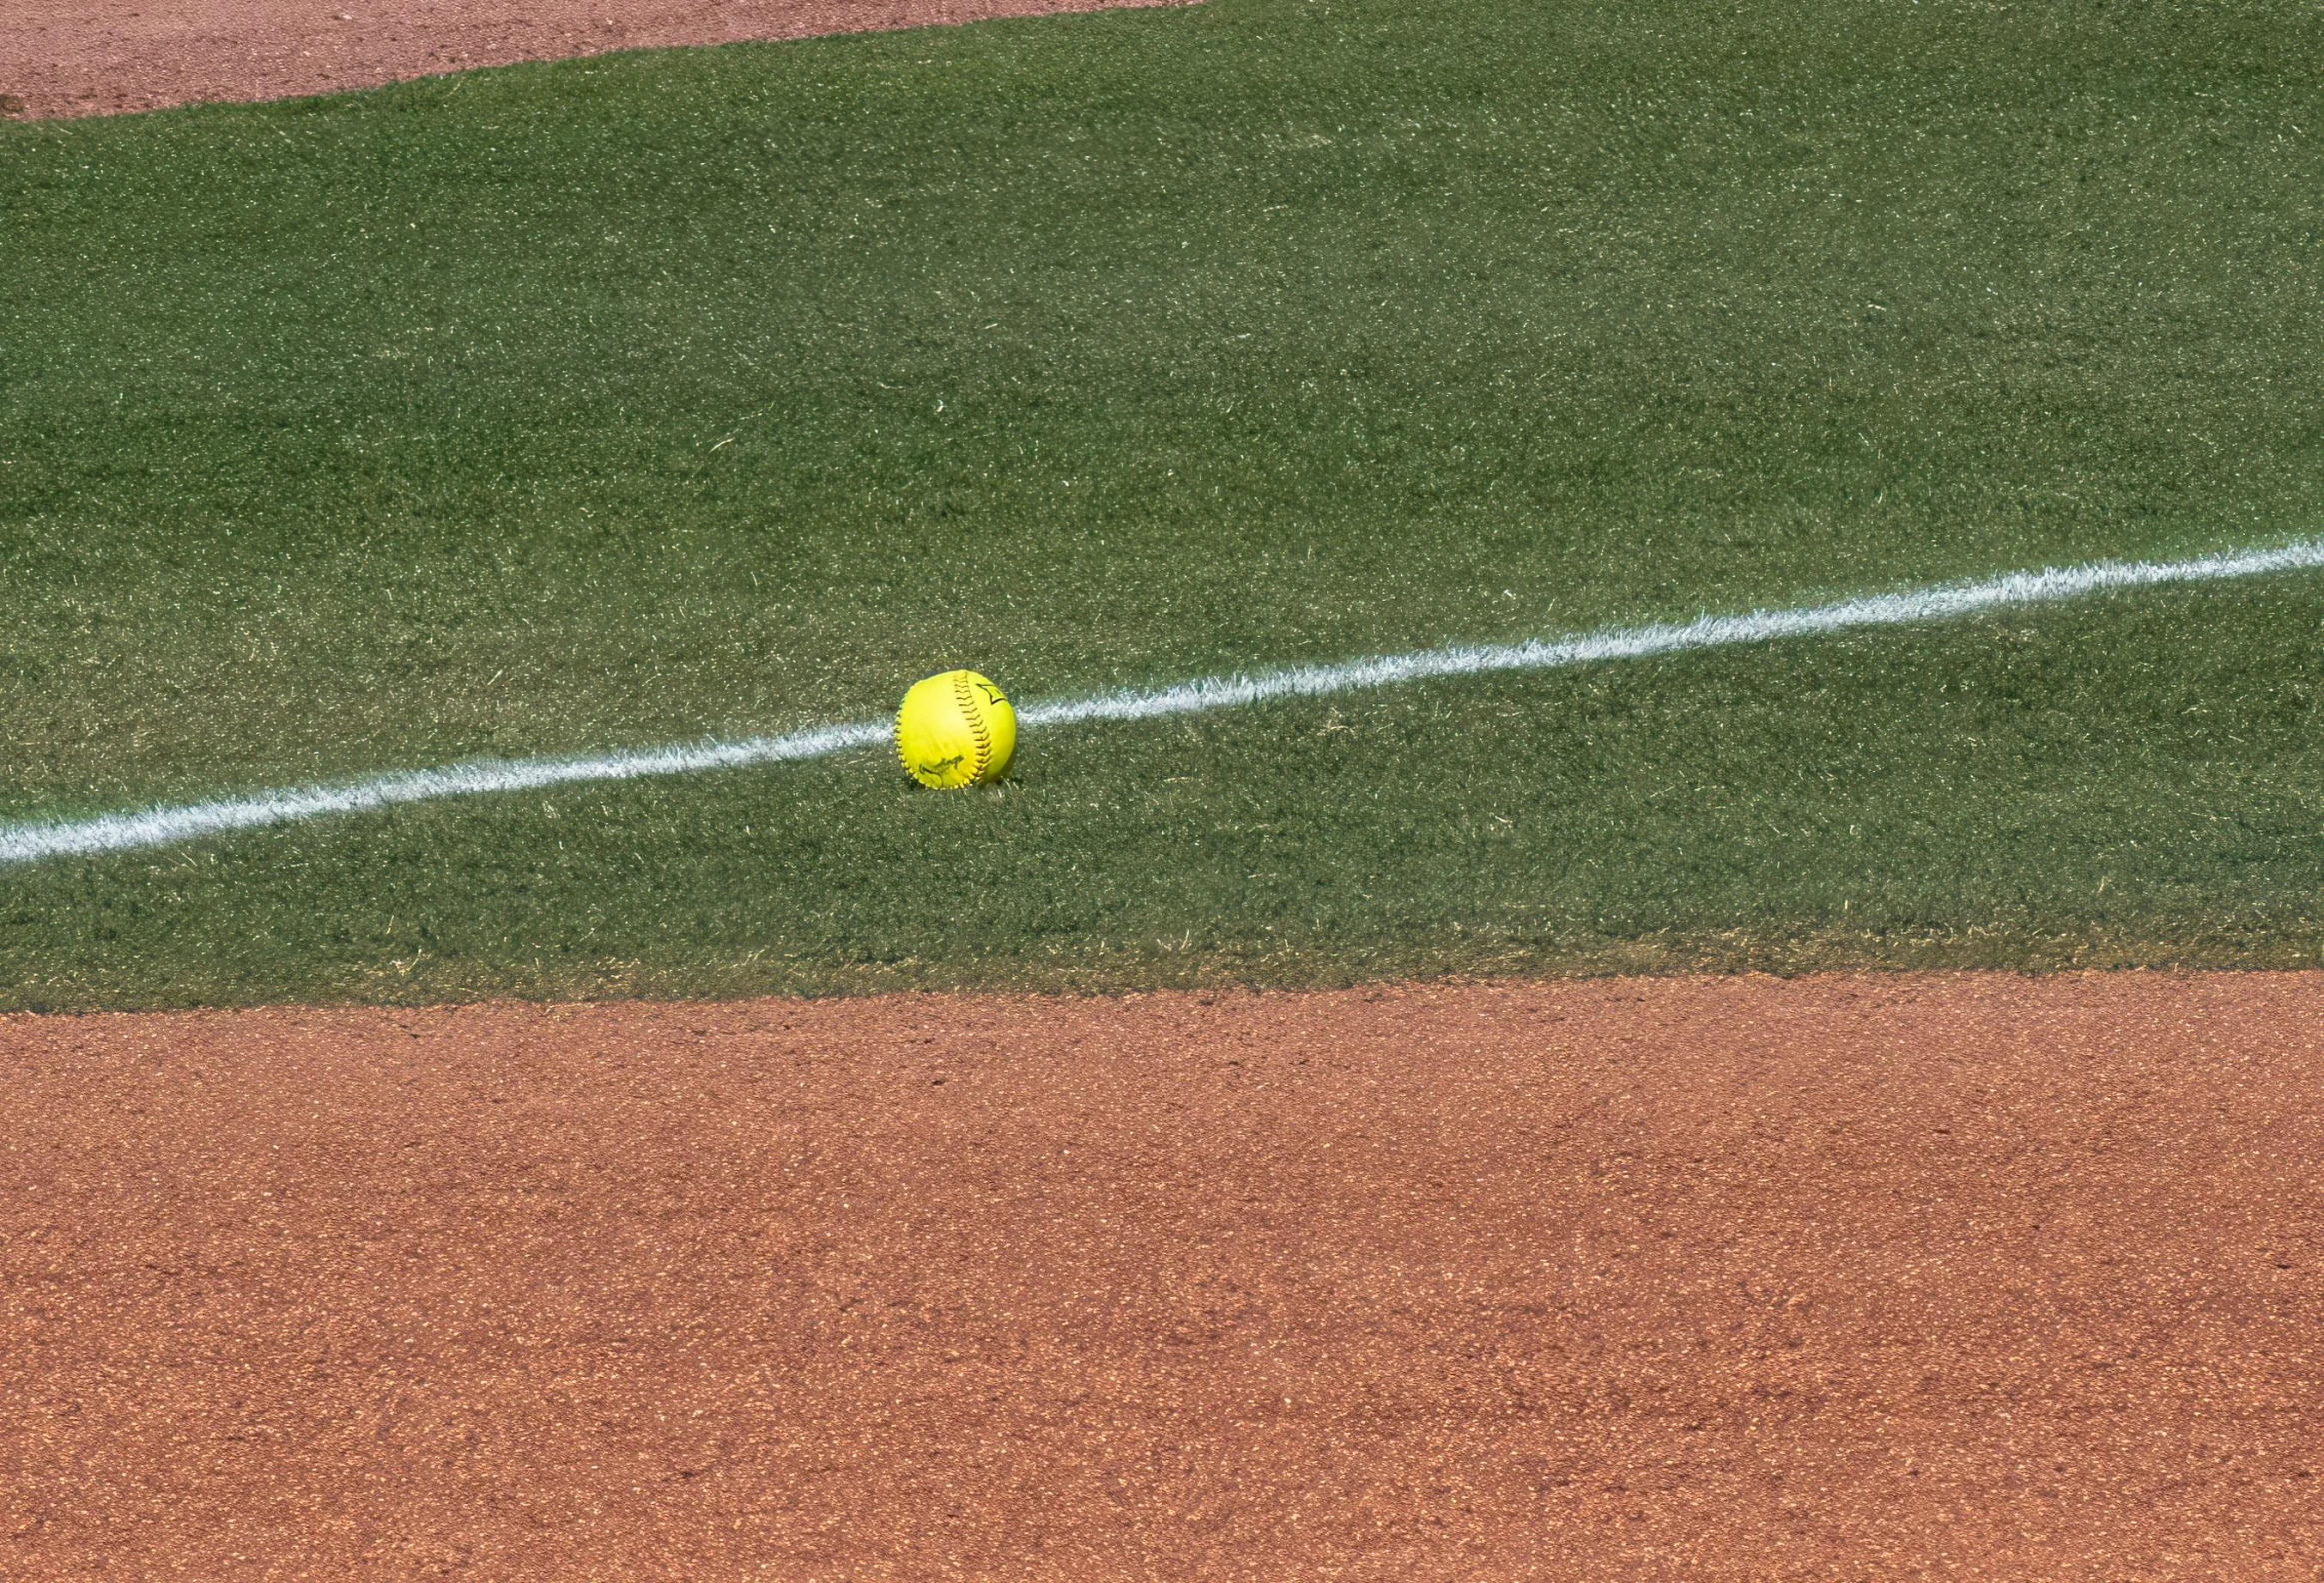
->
[3, 0, 2321, 1574]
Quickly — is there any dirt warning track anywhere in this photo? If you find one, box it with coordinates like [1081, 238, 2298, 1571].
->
[5, 973, 2322, 1577]
[0, 0, 1187, 120]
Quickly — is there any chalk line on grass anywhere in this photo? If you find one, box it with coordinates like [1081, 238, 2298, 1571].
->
[4, 537, 2321, 868]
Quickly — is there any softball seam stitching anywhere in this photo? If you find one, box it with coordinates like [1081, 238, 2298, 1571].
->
[954, 671, 993, 783]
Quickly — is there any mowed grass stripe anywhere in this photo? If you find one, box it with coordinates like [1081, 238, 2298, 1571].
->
[6, 574, 2320, 1010]
[6, 539, 2320, 867]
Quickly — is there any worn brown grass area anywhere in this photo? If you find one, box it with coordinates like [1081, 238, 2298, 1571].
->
[0, 0, 1187, 119]
[6, 972, 2322, 1577]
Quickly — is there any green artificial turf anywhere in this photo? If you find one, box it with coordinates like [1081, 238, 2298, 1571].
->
[3, 0, 2321, 1006]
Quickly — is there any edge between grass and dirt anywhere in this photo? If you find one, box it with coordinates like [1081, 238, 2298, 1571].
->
[0, 0, 1197, 121]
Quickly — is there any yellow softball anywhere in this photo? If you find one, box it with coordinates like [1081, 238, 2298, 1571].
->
[895, 669, 1016, 789]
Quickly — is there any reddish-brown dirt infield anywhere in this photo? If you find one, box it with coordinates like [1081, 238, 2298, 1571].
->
[5, 973, 2323, 1578]
[0, 0, 1185, 120]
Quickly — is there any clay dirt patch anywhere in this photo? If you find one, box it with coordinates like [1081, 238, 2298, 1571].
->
[0, 0, 1188, 120]
[5, 972, 2322, 1577]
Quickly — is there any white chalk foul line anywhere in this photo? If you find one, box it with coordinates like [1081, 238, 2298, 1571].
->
[5, 537, 2320, 868]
